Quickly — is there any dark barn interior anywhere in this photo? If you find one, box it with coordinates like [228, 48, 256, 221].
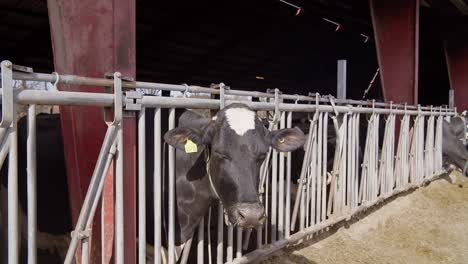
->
[1, 0, 467, 105]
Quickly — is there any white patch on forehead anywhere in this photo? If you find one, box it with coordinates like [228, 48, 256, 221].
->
[225, 107, 256, 136]
[212, 115, 217, 120]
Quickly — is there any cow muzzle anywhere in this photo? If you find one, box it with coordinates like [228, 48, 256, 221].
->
[229, 203, 265, 228]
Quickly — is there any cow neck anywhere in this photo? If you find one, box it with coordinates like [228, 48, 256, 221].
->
[203, 146, 231, 225]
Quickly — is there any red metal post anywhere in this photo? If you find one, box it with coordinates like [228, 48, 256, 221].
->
[47, 0, 136, 263]
[445, 35, 468, 111]
[370, 0, 419, 105]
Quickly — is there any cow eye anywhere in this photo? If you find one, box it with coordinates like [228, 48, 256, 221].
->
[214, 151, 230, 160]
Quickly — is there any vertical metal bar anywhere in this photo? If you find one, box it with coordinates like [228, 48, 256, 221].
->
[264, 157, 269, 243]
[197, 217, 204, 264]
[138, 107, 146, 264]
[216, 203, 223, 264]
[309, 126, 317, 227]
[278, 112, 285, 240]
[8, 94, 18, 264]
[0, 131, 10, 170]
[360, 117, 371, 204]
[374, 115, 380, 200]
[342, 115, 348, 212]
[299, 184, 305, 231]
[285, 111, 292, 238]
[242, 229, 251, 251]
[2, 60, 17, 264]
[227, 226, 233, 262]
[404, 116, 410, 185]
[154, 107, 162, 264]
[0, 127, 8, 149]
[271, 122, 278, 242]
[347, 115, 352, 209]
[82, 238, 90, 264]
[116, 123, 124, 264]
[217, 90, 225, 264]
[337, 60, 347, 100]
[352, 114, 357, 208]
[305, 164, 311, 228]
[236, 227, 242, 259]
[180, 237, 193, 264]
[168, 108, 176, 264]
[322, 113, 328, 221]
[27, 104, 37, 264]
[354, 114, 360, 208]
[1, 61, 14, 130]
[316, 113, 323, 224]
[207, 207, 213, 264]
[257, 226, 262, 248]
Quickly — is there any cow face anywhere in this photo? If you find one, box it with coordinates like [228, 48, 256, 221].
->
[164, 104, 306, 228]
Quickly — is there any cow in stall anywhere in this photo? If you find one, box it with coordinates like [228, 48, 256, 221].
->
[142, 103, 306, 262]
[442, 113, 468, 175]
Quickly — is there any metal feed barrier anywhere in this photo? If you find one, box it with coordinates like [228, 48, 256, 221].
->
[0, 60, 456, 264]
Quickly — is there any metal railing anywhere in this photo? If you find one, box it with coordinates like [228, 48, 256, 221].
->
[0, 60, 456, 264]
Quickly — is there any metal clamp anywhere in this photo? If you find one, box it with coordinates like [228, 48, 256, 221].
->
[372, 99, 376, 115]
[71, 228, 92, 240]
[103, 72, 124, 123]
[0, 61, 14, 129]
[183, 84, 190, 97]
[294, 94, 300, 104]
[124, 91, 143, 111]
[51, 72, 60, 91]
[272, 88, 281, 124]
[219, 82, 226, 109]
[328, 95, 339, 117]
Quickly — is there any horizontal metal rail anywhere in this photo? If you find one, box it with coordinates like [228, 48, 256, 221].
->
[10, 70, 454, 111]
[0, 89, 456, 116]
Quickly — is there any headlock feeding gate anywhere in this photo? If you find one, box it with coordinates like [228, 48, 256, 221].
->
[0, 60, 457, 264]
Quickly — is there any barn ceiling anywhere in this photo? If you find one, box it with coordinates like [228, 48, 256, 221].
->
[0, 0, 467, 104]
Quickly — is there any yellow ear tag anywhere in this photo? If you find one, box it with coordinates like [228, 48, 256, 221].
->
[184, 139, 198, 153]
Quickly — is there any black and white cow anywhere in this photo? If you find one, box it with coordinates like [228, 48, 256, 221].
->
[163, 103, 306, 247]
[443, 116, 468, 175]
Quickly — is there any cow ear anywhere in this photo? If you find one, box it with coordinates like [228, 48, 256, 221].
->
[164, 127, 204, 152]
[269, 127, 306, 152]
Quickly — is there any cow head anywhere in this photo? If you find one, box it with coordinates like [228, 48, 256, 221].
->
[164, 104, 305, 228]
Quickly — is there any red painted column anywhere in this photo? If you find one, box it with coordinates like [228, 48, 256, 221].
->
[445, 35, 468, 111]
[370, 0, 419, 105]
[47, 0, 136, 263]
